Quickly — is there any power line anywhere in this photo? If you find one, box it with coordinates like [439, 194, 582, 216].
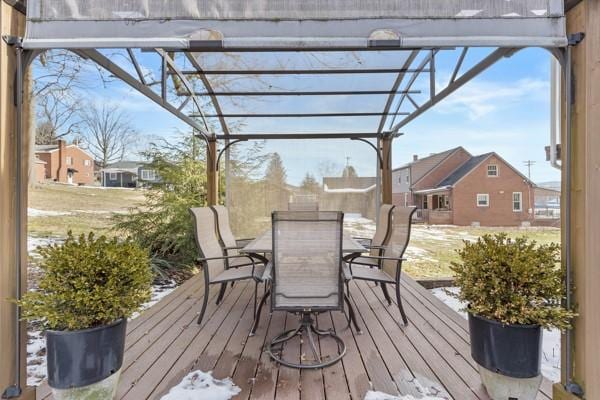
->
[523, 160, 536, 180]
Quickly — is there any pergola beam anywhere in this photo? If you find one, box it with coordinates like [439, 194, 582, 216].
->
[82, 49, 211, 142]
[377, 50, 419, 133]
[167, 67, 431, 75]
[213, 132, 396, 140]
[155, 49, 211, 133]
[179, 89, 422, 97]
[185, 53, 231, 136]
[190, 111, 410, 118]
[391, 47, 516, 131]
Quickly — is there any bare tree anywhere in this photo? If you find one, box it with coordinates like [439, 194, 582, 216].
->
[35, 90, 82, 144]
[80, 103, 138, 168]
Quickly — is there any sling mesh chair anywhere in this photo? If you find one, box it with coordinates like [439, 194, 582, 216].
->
[190, 207, 266, 325]
[349, 204, 395, 300]
[347, 206, 417, 325]
[211, 205, 264, 266]
[268, 211, 346, 369]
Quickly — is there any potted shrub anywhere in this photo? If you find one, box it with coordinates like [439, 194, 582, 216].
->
[450, 234, 576, 400]
[20, 232, 153, 399]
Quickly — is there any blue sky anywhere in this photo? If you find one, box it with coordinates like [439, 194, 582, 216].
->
[58, 47, 559, 185]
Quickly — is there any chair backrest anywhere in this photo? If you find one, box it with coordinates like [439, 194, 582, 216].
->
[288, 201, 319, 211]
[189, 207, 225, 279]
[371, 204, 395, 256]
[271, 211, 343, 312]
[211, 205, 239, 257]
[382, 206, 417, 279]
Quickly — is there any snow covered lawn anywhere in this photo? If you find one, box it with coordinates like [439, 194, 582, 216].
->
[431, 287, 561, 383]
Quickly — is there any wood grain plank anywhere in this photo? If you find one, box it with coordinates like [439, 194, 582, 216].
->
[122, 282, 254, 400]
[317, 313, 351, 400]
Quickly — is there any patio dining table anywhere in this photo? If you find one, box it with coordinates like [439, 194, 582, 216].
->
[241, 228, 366, 335]
[241, 228, 366, 255]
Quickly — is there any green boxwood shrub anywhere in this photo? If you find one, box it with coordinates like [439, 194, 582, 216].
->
[450, 233, 576, 330]
[20, 232, 153, 331]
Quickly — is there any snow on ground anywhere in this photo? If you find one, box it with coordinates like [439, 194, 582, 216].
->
[160, 370, 240, 400]
[26, 330, 47, 386]
[431, 287, 562, 383]
[364, 392, 446, 400]
[130, 280, 178, 320]
[28, 208, 72, 217]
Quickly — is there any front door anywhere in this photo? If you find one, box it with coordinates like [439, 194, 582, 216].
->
[67, 171, 73, 184]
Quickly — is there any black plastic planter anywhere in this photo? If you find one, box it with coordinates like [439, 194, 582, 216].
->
[468, 312, 542, 379]
[46, 318, 127, 389]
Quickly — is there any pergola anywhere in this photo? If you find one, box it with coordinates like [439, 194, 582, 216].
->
[2, 1, 598, 399]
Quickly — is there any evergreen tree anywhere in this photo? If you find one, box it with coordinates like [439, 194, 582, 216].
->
[342, 165, 358, 178]
[300, 172, 321, 194]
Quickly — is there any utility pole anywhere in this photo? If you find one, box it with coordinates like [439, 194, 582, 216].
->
[523, 160, 536, 180]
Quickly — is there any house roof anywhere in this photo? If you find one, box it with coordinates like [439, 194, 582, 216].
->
[34, 143, 96, 160]
[438, 153, 493, 187]
[105, 161, 144, 169]
[34, 144, 59, 152]
[393, 147, 462, 172]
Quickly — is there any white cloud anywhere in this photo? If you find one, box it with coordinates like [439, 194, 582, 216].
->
[433, 77, 549, 120]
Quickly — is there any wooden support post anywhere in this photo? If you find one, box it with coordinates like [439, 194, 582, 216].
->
[0, 2, 34, 399]
[206, 139, 218, 206]
[553, 2, 600, 399]
[380, 136, 393, 205]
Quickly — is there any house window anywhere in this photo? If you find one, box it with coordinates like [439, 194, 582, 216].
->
[423, 196, 428, 209]
[109, 172, 117, 180]
[405, 174, 410, 183]
[477, 193, 489, 207]
[513, 192, 523, 212]
[141, 169, 156, 181]
[66, 156, 73, 165]
[487, 164, 498, 177]
[84, 159, 91, 166]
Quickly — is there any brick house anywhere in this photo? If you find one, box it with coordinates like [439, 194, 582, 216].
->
[34, 140, 95, 185]
[392, 147, 535, 226]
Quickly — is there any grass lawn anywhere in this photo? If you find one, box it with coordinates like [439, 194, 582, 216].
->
[28, 183, 144, 237]
[404, 224, 561, 278]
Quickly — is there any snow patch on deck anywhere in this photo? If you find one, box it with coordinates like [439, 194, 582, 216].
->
[364, 391, 446, 400]
[161, 370, 241, 400]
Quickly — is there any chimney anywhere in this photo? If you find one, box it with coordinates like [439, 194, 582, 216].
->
[57, 139, 66, 182]
[412, 154, 418, 162]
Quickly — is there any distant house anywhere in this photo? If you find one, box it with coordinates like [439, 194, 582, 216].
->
[101, 161, 159, 188]
[34, 140, 95, 185]
[392, 147, 535, 226]
[534, 186, 560, 219]
[321, 176, 377, 220]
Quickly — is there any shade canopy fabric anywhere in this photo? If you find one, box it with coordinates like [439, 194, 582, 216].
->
[23, 0, 566, 49]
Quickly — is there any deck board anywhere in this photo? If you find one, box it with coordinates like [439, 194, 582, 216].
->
[36, 272, 553, 400]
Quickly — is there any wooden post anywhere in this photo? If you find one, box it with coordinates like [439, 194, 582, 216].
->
[554, 2, 600, 399]
[380, 136, 393, 205]
[0, 2, 34, 399]
[206, 139, 218, 206]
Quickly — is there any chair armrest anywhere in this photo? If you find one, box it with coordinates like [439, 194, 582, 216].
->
[261, 261, 273, 281]
[197, 254, 257, 275]
[347, 255, 406, 272]
[350, 255, 406, 262]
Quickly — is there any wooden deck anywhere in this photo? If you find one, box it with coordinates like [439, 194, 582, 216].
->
[36, 273, 553, 400]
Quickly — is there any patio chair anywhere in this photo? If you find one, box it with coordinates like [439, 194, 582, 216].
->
[347, 206, 417, 325]
[211, 205, 261, 267]
[348, 204, 395, 299]
[190, 207, 266, 326]
[268, 211, 346, 368]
